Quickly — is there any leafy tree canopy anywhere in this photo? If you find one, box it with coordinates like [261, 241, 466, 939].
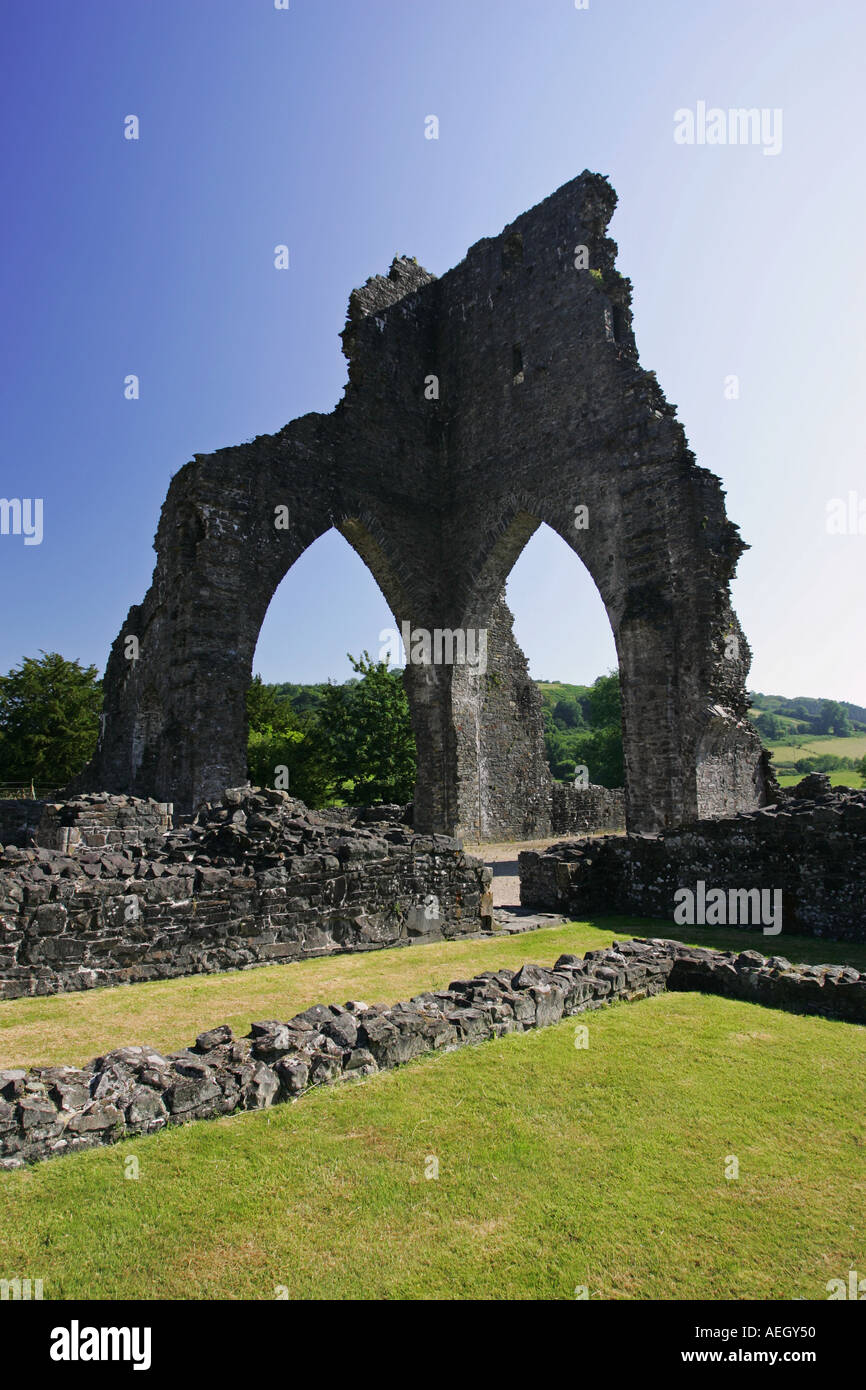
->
[0, 652, 102, 789]
[818, 699, 853, 736]
[315, 653, 416, 806]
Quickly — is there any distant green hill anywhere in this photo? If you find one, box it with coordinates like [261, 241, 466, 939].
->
[269, 681, 331, 715]
[257, 675, 865, 792]
[749, 691, 866, 727]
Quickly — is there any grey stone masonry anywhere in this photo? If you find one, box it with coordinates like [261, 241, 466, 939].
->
[74, 172, 770, 837]
[0, 795, 172, 852]
[0, 789, 492, 1000]
[2, 937, 863, 1169]
[550, 784, 625, 836]
[519, 788, 866, 941]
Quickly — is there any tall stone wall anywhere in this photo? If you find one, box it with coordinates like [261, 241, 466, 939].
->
[0, 789, 492, 1000]
[75, 171, 769, 836]
[519, 789, 866, 941]
[452, 597, 552, 842]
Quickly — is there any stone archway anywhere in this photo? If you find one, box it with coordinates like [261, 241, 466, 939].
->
[77, 171, 770, 833]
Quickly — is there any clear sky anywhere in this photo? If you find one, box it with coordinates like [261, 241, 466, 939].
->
[1, 0, 864, 702]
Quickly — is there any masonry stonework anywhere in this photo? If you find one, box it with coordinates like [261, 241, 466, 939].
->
[550, 783, 625, 836]
[519, 788, 866, 941]
[74, 172, 769, 836]
[3, 937, 863, 1170]
[0, 790, 492, 1000]
[452, 599, 553, 842]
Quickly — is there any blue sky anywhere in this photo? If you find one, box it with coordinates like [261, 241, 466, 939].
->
[1, 0, 864, 701]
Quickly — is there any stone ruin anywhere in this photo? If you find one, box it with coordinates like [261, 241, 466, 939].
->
[520, 783, 866, 942]
[71, 171, 772, 841]
[0, 790, 492, 1001]
[4, 935, 865, 1169]
[0, 181, 862, 1175]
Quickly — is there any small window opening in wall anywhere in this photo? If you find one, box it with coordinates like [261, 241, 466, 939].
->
[512, 344, 525, 385]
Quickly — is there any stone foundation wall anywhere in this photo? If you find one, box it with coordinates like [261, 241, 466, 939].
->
[0, 789, 492, 1000]
[550, 783, 625, 836]
[519, 790, 866, 941]
[35, 795, 174, 853]
[2, 936, 863, 1169]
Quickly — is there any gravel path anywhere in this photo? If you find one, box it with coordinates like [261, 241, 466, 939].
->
[463, 835, 577, 911]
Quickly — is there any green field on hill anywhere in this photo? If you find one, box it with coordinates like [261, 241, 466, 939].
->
[774, 769, 859, 788]
[768, 733, 866, 761]
[765, 730, 866, 788]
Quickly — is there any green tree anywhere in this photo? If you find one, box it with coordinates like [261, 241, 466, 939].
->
[0, 652, 102, 789]
[552, 697, 581, 729]
[570, 725, 625, 788]
[857, 755, 866, 786]
[818, 699, 852, 736]
[544, 669, 625, 787]
[246, 676, 330, 806]
[314, 653, 416, 805]
[246, 674, 295, 735]
[545, 728, 580, 780]
[587, 671, 621, 729]
[755, 711, 785, 742]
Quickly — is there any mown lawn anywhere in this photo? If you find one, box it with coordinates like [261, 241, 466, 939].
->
[0, 986, 863, 1300]
[4, 917, 866, 1071]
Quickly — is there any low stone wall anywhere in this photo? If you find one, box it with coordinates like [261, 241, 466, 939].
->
[0, 795, 173, 852]
[2, 936, 863, 1169]
[666, 941, 866, 1020]
[550, 784, 625, 836]
[35, 795, 174, 853]
[0, 788, 492, 1000]
[519, 790, 866, 941]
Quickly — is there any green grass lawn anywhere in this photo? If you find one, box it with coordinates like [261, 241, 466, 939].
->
[2, 920, 864, 1301]
[4, 917, 866, 1072]
[1, 990, 863, 1300]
